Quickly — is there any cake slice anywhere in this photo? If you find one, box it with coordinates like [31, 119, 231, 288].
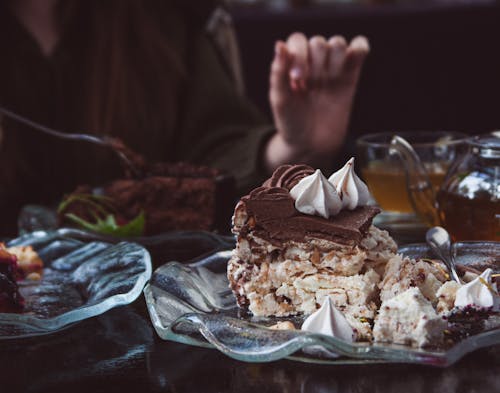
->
[373, 287, 447, 347]
[379, 254, 449, 304]
[59, 162, 235, 235]
[228, 163, 397, 340]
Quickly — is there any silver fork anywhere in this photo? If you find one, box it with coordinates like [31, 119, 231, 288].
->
[0, 106, 141, 177]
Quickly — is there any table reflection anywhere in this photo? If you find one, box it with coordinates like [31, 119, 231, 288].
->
[2, 306, 153, 392]
[147, 340, 499, 393]
[0, 301, 498, 392]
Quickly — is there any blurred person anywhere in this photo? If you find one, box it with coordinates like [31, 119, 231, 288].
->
[0, 0, 369, 235]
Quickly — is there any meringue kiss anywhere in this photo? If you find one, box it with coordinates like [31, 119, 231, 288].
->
[328, 158, 371, 210]
[290, 169, 342, 219]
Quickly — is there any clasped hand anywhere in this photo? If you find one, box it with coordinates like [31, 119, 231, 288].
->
[265, 32, 370, 171]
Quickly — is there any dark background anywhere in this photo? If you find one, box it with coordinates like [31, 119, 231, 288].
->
[231, 1, 500, 162]
[3, 2, 500, 392]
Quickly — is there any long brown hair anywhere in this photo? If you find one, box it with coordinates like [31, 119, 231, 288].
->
[60, 0, 185, 159]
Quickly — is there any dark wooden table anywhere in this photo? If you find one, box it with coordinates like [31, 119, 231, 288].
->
[2, 300, 499, 393]
[2, 223, 500, 393]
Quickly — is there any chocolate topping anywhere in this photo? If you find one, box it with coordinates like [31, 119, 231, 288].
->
[262, 164, 314, 190]
[238, 165, 380, 245]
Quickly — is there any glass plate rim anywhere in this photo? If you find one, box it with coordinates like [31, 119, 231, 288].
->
[145, 241, 500, 366]
[0, 230, 152, 338]
[17, 204, 235, 247]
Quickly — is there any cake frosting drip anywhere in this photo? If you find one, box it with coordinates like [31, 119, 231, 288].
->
[454, 268, 500, 311]
[290, 170, 342, 219]
[328, 158, 371, 210]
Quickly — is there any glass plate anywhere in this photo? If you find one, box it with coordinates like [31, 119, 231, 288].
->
[17, 205, 235, 264]
[144, 242, 500, 366]
[0, 229, 152, 338]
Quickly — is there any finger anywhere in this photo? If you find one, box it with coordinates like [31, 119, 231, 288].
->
[327, 35, 347, 79]
[309, 36, 329, 84]
[286, 32, 309, 91]
[344, 35, 370, 74]
[269, 41, 292, 108]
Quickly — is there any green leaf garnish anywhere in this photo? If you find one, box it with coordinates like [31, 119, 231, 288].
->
[57, 193, 116, 215]
[64, 211, 145, 237]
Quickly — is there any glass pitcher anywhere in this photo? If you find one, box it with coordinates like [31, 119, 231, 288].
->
[392, 133, 500, 241]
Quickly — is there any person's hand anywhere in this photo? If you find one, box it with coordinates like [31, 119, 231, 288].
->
[265, 33, 370, 171]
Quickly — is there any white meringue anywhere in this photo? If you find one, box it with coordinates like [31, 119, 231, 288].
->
[328, 157, 371, 210]
[300, 296, 355, 358]
[290, 169, 342, 219]
[454, 268, 500, 311]
[302, 296, 355, 340]
[301, 296, 355, 357]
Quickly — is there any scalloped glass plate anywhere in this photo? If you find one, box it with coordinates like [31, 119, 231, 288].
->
[0, 229, 152, 338]
[17, 205, 234, 264]
[145, 242, 500, 366]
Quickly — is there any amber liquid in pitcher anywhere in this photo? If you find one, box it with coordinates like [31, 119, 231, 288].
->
[437, 190, 500, 241]
[362, 162, 446, 213]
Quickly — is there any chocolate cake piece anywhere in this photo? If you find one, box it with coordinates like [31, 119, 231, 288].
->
[59, 162, 235, 235]
[228, 164, 397, 340]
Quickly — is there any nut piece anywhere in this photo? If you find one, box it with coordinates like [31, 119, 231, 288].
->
[25, 272, 42, 281]
[269, 321, 296, 330]
[311, 248, 320, 265]
[247, 216, 256, 229]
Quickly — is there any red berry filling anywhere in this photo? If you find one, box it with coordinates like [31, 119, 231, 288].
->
[0, 248, 24, 312]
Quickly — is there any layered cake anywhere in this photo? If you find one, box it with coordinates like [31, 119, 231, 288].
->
[228, 160, 398, 339]
[227, 160, 500, 347]
[59, 162, 235, 236]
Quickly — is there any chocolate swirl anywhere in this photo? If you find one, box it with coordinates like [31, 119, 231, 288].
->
[248, 186, 291, 200]
[262, 164, 314, 190]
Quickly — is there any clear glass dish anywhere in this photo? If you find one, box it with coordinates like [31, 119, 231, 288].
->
[144, 242, 500, 366]
[17, 205, 235, 264]
[0, 229, 152, 338]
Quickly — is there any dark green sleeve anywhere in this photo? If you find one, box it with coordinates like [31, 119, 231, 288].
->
[176, 29, 275, 195]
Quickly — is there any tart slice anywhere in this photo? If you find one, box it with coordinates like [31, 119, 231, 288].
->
[0, 245, 24, 312]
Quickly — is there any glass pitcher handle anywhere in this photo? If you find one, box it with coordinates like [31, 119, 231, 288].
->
[389, 136, 442, 227]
